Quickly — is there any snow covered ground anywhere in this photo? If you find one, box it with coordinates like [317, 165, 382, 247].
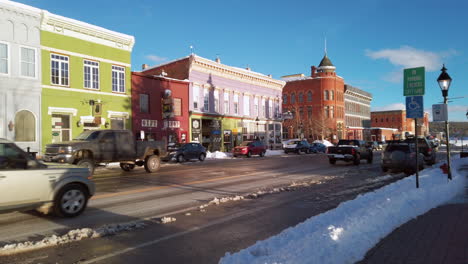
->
[220, 156, 468, 264]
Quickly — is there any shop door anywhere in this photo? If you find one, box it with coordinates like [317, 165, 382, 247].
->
[51, 114, 71, 143]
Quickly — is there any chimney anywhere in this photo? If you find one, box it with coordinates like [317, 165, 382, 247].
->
[215, 56, 221, 63]
[311, 66, 317, 77]
[142, 64, 149, 70]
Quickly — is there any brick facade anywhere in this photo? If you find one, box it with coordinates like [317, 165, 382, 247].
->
[371, 110, 430, 139]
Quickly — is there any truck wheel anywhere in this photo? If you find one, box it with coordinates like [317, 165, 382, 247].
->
[144, 155, 160, 173]
[353, 154, 361, 165]
[77, 159, 95, 175]
[176, 154, 185, 163]
[53, 184, 89, 218]
[120, 163, 135, 171]
[329, 158, 336, 164]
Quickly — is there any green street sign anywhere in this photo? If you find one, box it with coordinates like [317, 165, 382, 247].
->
[404, 67, 425, 96]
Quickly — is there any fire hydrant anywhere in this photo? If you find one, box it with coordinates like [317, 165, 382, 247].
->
[440, 163, 448, 174]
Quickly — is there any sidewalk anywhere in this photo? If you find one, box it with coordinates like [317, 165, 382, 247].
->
[358, 164, 468, 264]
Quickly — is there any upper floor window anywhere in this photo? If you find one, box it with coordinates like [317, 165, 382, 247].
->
[291, 93, 296, 104]
[112, 65, 125, 93]
[203, 88, 209, 111]
[0, 43, 8, 74]
[324, 90, 329, 100]
[224, 92, 230, 114]
[20, 47, 36, 78]
[140, 94, 149, 113]
[193, 85, 200, 109]
[254, 97, 259, 116]
[268, 100, 273, 118]
[51, 54, 69, 86]
[243, 95, 250, 116]
[330, 90, 334, 100]
[261, 98, 266, 117]
[84, 60, 99, 89]
[214, 90, 219, 113]
[307, 106, 312, 117]
[233, 94, 239, 115]
[298, 92, 304, 103]
[283, 94, 288, 104]
[173, 98, 182, 116]
[307, 91, 312, 102]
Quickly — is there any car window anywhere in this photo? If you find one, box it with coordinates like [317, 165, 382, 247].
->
[0, 143, 27, 170]
[100, 132, 116, 143]
[74, 131, 100, 140]
[240, 142, 250, 146]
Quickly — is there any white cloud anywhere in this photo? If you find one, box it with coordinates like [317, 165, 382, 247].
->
[371, 103, 405, 112]
[145, 54, 168, 63]
[365, 46, 458, 72]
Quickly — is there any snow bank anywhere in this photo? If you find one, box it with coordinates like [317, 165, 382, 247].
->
[220, 158, 467, 264]
[206, 151, 232, 159]
[265, 150, 284, 156]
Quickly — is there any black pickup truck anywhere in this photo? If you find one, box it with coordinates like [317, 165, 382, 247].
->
[327, 139, 373, 165]
[44, 130, 167, 174]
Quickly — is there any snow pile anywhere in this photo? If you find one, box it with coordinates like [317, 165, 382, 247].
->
[0, 221, 146, 256]
[206, 151, 232, 159]
[220, 157, 467, 264]
[160, 217, 176, 224]
[199, 196, 245, 209]
[265, 150, 284, 156]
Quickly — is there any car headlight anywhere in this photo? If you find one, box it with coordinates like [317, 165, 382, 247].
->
[169, 151, 177, 155]
[58, 146, 73, 154]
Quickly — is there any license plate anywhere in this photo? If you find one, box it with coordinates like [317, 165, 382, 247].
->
[334, 154, 344, 158]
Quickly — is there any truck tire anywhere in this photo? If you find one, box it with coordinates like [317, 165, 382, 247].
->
[77, 159, 95, 175]
[144, 155, 160, 173]
[120, 163, 135, 171]
[53, 183, 89, 218]
[353, 154, 361, 165]
[329, 158, 336, 164]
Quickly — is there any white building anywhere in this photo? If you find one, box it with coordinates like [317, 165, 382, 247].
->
[0, 1, 42, 152]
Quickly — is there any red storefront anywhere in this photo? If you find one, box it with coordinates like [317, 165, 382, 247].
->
[131, 72, 190, 144]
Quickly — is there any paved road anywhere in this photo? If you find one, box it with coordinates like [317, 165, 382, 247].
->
[0, 150, 447, 263]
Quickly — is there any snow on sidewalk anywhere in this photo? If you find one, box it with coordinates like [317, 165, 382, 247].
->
[219, 157, 468, 264]
[207, 149, 285, 159]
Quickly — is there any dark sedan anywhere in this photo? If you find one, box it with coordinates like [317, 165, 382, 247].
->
[309, 142, 327, 153]
[164, 143, 207, 162]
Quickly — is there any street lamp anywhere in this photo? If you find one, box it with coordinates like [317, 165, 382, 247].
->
[437, 64, 452, 180]
[255, 116, 260, 140]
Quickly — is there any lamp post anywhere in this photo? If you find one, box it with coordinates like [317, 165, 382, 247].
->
[255, 116, 260, 140]
[437, 64, 452, 180]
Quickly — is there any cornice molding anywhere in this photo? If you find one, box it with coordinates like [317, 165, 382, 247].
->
[191, 56, 285, 91]
[0, 1, 41, 20]
[41, 11, 135, 52]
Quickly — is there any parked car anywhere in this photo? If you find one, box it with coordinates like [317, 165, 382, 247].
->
[284, 140, 310, 154]
[0, 139, 95, 217]
[233, 141, 267, 158]
[367, 141, 380, 151]
[403, 136, 436, 165]
[164, 143, 207, 162]
[327, 139, 373, 165]
[381, 142, 424, 175]
[309, 142, 327, 153]
[44, 130, 167, 174]
[426, 135, 439, 149]
[377, 141, 387, 150]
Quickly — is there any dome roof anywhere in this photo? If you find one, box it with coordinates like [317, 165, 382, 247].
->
[319, 54, 334, 67]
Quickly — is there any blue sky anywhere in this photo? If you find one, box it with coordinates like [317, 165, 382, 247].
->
[17, 0, 468, 121]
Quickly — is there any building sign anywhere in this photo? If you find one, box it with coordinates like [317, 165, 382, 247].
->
[191, 119, 201, 142]
[142, 119, 158, 128]
[164, 120, 180, 128]
[432, 104, 448, 122]
[404, 67, 425, 96]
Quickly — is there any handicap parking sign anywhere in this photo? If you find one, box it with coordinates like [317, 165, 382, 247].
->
[406, 96, 424, 119]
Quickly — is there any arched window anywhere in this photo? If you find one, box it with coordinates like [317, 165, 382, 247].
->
[291, 93, 296, 104]
[324, 90, 329, 100]
[283, 94, 288, 104]
[307, 91, 312, 102]
[15, 110, 35, 142]
[298, 92, 304, 103]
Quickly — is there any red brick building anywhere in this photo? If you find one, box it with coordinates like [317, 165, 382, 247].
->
[282, 54, 345, 142]
[371, 110, 430, 140]
[131, 72, 190, 144]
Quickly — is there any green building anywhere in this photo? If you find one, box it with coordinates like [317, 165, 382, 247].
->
[40, 11, 134, 150]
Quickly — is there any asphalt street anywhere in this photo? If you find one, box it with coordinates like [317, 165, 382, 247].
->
[0, 150, 448, 263]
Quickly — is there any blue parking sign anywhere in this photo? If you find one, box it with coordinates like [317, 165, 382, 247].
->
[406, 96, 424, 118]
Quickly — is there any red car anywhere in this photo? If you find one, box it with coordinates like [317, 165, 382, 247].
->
[233, 141, 267, 158]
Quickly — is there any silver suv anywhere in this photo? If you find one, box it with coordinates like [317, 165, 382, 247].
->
[0, 139, 95, 217]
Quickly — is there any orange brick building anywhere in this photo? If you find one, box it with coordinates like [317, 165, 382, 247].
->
[371, 110, 430, 140]
[282, 54, 345, 142]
